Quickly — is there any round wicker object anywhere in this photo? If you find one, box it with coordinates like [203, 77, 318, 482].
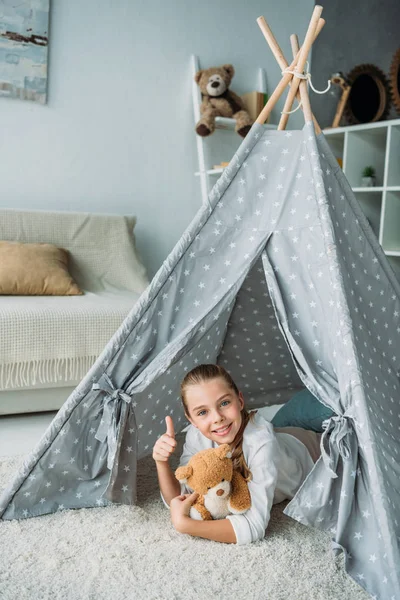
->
[344, 63, 391, 124]
[389, 48, 400, 114]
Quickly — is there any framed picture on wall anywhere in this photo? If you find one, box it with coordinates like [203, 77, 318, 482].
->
[0, 0, 50, 104]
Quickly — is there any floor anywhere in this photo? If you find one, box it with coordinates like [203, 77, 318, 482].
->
[0, 411, 58, 457]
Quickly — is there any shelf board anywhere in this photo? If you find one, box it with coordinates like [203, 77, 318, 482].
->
[352, 187, 384, 192]
[194, 179, 400, 185]
[215, 117, 237, 130]
[195, 168, 224, 176]
[215, 117, 276, 131]
[323, 118, 400, 136]
[352, 186, 400, 192]
[384, 250, 400, 257]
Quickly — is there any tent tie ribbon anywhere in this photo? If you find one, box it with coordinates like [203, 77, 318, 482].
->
[320, 414, 353, 479]
[92, 373, 132, 470]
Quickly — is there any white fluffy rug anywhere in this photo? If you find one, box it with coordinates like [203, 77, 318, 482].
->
[0, 435, 371, 600]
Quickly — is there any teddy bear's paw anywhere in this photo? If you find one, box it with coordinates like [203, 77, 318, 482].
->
[228, 506, 248, 515]
[189, 506, 204, 520]
[196, 123, 212, 137]
[228, 499, 249, 515]
[230, 508, 249, 515]
[237, 124, 252, 138]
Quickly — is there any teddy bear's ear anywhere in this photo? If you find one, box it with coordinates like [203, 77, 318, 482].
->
[175, 465, 193, 483]
[194, 70, 203, 84]
[221, 64, 234, 79]
[215, 443, 232, 460]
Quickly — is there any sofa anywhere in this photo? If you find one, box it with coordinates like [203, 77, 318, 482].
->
[0, 208, 149, 416]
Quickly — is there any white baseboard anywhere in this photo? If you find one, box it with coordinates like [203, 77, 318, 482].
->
[0, 386, 78, 416]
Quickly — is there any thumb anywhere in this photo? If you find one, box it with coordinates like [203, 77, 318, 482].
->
[184, 492, 199, 502]
[165, 416, 175, 439]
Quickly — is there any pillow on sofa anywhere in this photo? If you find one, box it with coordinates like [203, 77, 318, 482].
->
[0, 209, 149, 293]
[0, 241, 83, 295]
[271, 388, 335, 433]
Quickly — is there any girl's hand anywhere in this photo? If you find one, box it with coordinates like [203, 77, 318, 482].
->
[152, 416, 177, 462]
[170, 492, 199, 532]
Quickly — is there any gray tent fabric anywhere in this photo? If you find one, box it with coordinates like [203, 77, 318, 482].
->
[1, 120, 399, 599]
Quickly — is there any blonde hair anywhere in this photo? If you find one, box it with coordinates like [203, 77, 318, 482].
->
[180, 364, 256, 482]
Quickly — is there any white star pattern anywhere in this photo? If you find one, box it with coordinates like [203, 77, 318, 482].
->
[1, 121, 398, 600]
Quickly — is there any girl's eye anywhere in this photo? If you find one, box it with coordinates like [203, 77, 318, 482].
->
[197, 400, 230, 416]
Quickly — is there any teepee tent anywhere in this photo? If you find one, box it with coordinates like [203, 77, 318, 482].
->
[1, 6, 399, 598]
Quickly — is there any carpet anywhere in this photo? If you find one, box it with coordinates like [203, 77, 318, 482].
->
[0, 434, 371, 600]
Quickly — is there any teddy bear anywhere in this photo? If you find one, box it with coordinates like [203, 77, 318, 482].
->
[174, 443, 251, 520]
[194, 64, 253, 138]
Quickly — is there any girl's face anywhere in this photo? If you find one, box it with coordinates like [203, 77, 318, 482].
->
[184, 377, 244, 445]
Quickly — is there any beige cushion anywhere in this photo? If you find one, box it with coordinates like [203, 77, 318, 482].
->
[0, 241, 83, 296]
[0, 209, 149, 293]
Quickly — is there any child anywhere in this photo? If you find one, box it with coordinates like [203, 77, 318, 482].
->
[152, 363, 322, 545]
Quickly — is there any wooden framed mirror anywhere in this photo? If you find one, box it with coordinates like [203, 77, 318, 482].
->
[344, 63, 391, 124]
[390, 48, 400, 114]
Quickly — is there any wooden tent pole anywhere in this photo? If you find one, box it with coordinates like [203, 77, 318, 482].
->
[256, 15, 323, 134]
[290, 34, 319, 132]
[255, 5, 323, 126]
[255, 70, 295, 125]
[278, 5, 323, 130]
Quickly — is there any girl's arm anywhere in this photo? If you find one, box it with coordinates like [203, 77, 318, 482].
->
[179, 514, 237, 544]
[159, 424, 205, 507]
[155, 461, 181, 506]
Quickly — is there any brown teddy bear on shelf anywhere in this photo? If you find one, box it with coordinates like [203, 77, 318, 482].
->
[175, 443, 251, 520]
[194, 64, 253, 138]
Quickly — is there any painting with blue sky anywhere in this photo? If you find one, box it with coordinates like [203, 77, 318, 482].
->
[0, 0, 49, 104]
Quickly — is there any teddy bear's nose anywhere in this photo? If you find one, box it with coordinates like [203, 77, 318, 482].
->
[211, 81, 220, 88]
[216, 489, 224, 496]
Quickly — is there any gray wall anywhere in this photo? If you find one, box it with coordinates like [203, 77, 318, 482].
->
[0, 0, 314, 279]
[311, 0, 400, 129]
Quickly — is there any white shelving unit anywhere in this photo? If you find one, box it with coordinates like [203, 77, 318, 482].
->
[323, 118, 400, 276]
[192, 55, 275, 206]
[191, 59, 400, 277]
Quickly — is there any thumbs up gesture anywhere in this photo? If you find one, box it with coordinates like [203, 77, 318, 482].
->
[152, 416, 177, 463]
[165, 415, 175, 440]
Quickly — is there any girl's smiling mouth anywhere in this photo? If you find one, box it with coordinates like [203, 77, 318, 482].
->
[212, 423, 232, 436]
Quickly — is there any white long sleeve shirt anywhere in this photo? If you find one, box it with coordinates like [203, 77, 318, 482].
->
[161, 411, 315, 545]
